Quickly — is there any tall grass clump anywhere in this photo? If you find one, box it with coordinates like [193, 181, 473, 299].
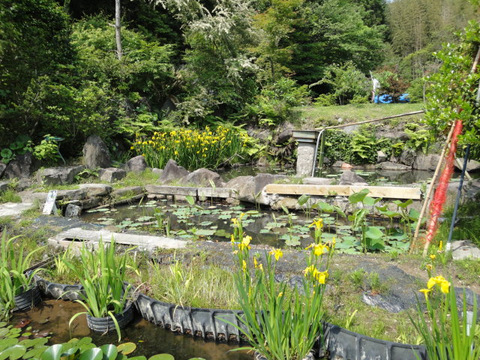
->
[229, 216, 334, 360]
[131, 125, 249, 170]
[0, 232, 44, 319]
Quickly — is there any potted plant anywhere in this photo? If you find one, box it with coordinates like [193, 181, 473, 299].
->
[0, 232, 44, 315]
[64, 238, 138, 341]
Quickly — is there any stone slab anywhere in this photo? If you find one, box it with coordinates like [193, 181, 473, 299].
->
[0, 202, 35, 217]
[48, 227, 189, 252]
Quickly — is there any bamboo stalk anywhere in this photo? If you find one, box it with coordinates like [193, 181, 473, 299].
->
[409, 123, 456, 254]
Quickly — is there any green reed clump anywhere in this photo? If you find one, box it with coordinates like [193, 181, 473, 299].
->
[0, 232, 44, 319]
[131, 125, 249, 171]
[64, 239, 138, 341]
[230, 216, 334, 360]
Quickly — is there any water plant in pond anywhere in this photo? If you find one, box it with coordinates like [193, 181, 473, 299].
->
[63, 239, 139, 342]
[410, 275, 480, 360]
[0, 232, 44, 318]
[229, 215, 334, 360]
[348, 189, 384, 253]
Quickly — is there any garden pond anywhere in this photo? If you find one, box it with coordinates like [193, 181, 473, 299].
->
[11, 300, 252, 360]
[81, 194, 414, 254]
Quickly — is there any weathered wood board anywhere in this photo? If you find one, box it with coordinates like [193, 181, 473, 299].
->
[264, 184, 422, 200]
[48, 227, 189, 252]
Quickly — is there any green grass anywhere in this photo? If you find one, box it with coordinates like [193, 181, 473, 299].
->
[295, 103, 425, 128]
[112, 169, 161, 189]
[0, 189, 22, 203]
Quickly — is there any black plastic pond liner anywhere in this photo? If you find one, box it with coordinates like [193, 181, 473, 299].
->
[36, 277, 426, 360]
[87, 304, 134, 333]
[36, 277, 84, 301]
[135, 292, 248, 341]
[13, 285, 42, 311]
[322, 323, 426, 360]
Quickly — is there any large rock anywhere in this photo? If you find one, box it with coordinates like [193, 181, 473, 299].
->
[0, 181, 9, 193]
[159, 159, 189, 184]
[65, 204, 82, 218]
[3, 153, 39, 179]
[99, 168, 127, 182]
[455, 158, 480, 172]
[125, 155, 147, 173]
[275, 122, 294, 145]
[413, 153, 441, 171]
[0, 163, 6, 178]
[36, 166, 85, 186]
[225, 173, 286, 205]
[338, 170, 367, 185]
[181, 168, 225, 187]
[82, 135, 111, 169]
[375, 161, 411, 171]
[399, 149, 416, 167]
[79, 184, 113, 197]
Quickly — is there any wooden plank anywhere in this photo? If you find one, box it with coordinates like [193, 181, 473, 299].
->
[264, 184, 421, 200]
[145, 185, 198, 196]
[48, 228, 189, 251]
[197, 187, 233, 199]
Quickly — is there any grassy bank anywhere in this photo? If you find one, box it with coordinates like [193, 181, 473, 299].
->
[295, 103, 425, 128]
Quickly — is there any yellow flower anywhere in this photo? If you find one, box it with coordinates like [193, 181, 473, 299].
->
[438, 241, 443, 252]
[419, 288, 432, 299]
[270, 248, 283, 261]
[238, 235, 251, 251]
[306, 243, 326, 256]
[425, 264, 433, 271]
[254, 258, 263, 271]
[309, 218, 324, 230]
[231, 234, 235, 243]
[315, 270, 328, 284]
[231, 218, 238, 225]
[242, 260, 247, 272]
[429, 254, 436, 260]
[278, 292, 283, 298]
[427, 275, 450, 294]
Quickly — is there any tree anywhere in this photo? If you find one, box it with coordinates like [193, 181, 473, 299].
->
[387, 0, 479, 80]
[153, 0, 259, 123]
[426, 19, 480, 159]
[251, 0, 304, 82]
[288, 0, 386, 87]
[0, 0, 74, 145]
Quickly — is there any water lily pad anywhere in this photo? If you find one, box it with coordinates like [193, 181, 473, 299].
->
[199, 221, 213, 226]
[0, 344, 27, 360]
[149, 355, 174, 360]
[0, 339, 18, 352]
[117, 343, 136, 355]
[99, 344, 118, 360]
[78, 347, 102, 360]
[195, 229, 216, 236]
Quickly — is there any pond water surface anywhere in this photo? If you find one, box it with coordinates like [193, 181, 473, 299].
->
[12, 300, 252, 360]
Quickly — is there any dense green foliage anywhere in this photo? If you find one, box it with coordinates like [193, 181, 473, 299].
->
[426, 20, 480, 158]
[0, 0, 479, 164]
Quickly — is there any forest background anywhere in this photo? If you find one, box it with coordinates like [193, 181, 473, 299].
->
[0, 0, 479, 167]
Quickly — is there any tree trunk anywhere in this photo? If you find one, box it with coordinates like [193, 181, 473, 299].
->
[115, 0, 122, 60]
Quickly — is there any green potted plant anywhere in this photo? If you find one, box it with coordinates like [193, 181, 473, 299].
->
[0, 232, 44, 315]
[64, 238, 138, 341]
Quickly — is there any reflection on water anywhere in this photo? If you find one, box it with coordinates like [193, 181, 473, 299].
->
[12, 299, 253, 360]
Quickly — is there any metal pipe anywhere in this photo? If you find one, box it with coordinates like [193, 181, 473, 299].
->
[312, 129, 326, 177]
[447, 144, 470, 251]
